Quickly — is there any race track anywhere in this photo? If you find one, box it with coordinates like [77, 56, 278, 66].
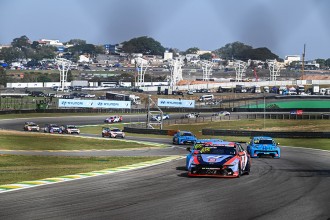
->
[0, 116, 329, 220]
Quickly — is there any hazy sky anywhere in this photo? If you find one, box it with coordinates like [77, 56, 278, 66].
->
[1, 0, 329, 60]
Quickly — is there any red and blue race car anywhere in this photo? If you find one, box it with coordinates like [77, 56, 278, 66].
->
[187, 141, 251, 178]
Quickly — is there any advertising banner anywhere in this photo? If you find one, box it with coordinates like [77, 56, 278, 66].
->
[58, 99, 131, 109]
[157, 98, 195, 108]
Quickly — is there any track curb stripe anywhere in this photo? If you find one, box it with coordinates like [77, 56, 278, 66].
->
[0, 155, 184, 193]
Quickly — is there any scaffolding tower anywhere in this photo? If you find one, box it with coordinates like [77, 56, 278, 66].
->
[234, 60, 247, 82]
[135, 57, 149, 87]
[168, 58, 183, 91]
[200, 60, 214, 81]
[55, 58, 72, 91]
[146, 95, 164, 129]
[267, 59, 281, 81]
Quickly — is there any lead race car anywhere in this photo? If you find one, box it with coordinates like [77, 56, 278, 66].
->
[247, 136, 281, 158]
[186, 139, 224, 170]
[187, 141, 251, 178]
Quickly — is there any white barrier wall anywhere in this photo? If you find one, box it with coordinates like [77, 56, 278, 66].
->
[44, 82, 61, 88]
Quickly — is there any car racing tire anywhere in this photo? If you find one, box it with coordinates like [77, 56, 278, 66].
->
[245, 161, 251, 175]
[238, 164, 242, 178]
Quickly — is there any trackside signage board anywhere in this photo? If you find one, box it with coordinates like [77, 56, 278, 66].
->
[157, 98, 195, 108]
[58, 99, 131, 109]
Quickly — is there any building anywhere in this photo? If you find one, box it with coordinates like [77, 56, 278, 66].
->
[104, 44, 122, 54]
[164, 51, 173, 60]
[284, 55, 300, 66]
[39, 39, 64, 47]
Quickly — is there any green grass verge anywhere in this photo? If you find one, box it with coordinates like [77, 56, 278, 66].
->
[165, 119, 330, 134]
[0, 155, 162, 185]
[0, 131, 160, 150]
[244, 100, 330, 109]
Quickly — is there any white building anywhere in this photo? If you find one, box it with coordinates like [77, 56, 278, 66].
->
[39, 39, 64, 47]
[164, 51, 173, 60]
[284, 55, 300, 66]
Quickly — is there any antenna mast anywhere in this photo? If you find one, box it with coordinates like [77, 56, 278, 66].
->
[302, 44, 306, 80]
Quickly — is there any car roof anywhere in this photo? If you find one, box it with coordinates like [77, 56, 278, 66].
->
[195, 139, 223, 143]
[252, 136, 273, 140]
[203, 141, 236, 147]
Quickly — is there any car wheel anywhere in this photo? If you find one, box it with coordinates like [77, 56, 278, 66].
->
[238, 164, 242, 178]
[245, 161, 251, 175]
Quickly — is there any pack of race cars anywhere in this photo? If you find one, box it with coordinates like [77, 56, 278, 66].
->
[23, 115, 281, 179]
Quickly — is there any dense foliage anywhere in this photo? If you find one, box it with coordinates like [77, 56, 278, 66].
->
[121, 36, 165, 56]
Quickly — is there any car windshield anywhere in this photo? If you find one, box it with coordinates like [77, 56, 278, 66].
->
[67, 125, 76, 129]
[199, 146, 236, 155]
[111, 129, 121, 132]
[182, 133, 193, 136]
[254, 139, 274, 145]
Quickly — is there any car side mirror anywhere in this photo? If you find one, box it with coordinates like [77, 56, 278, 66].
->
[186, 147, 191, 152]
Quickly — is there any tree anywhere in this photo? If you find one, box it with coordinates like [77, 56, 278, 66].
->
[168, 48, 180, 57]
[0, 47, 25, 63]
[240, 47, 279, 61]
[214, 41, 252, 59]
[121, 36, 165, 56]
[199, 53, 213, 61]
[68, 44, 98, 57]
[316, 59, 325, 68]
[184, 47, 199, 55]
[0, 67, 8, 87]
[66, 39, 86, 46]
[325, 58, 330, 68]
[11, 35, 30, 49]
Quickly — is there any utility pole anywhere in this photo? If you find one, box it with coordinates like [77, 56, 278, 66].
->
[302, 44, 306, 80]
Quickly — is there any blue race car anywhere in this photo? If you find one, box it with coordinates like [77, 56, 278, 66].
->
[186, 139, 223, 170]
[172, 131, 197, 145]
[247, 136, 281, 158]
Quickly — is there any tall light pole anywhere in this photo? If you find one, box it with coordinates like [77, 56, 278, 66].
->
[263, 95, 266, 130]
[302, 44, 306, 80]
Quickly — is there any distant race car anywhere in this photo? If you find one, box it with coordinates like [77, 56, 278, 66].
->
[182, 112, 200, 119]
[43, 124, 61, 133]
[247, 136, 281, 158]
[102, 127, 125, 138]
[104, 115, 123, 123]
[23, 122, 40, 132]
[61, 125, 80, 134]
[212, 111, 230, 116]
[151, 114, 170, 121]
[186, 139, 224, 170]
[187, 141, 251, 178]
[172, 131, 197, 145]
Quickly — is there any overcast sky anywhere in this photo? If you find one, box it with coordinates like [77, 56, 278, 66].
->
[1, 0, 329, 60]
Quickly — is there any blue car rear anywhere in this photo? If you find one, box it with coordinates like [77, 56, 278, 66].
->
[247, 136, 280, 158]
[172, 131, 197, 145]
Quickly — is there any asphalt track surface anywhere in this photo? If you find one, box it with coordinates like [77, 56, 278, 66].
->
[0, 116, 329, 220]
